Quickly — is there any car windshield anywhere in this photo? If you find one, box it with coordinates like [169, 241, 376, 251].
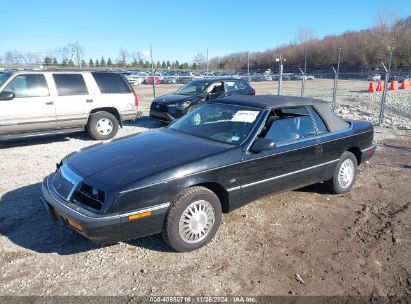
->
[175, 81, 209, 96]
[0, 73, 11, 86]
[169, 103, 261, 145]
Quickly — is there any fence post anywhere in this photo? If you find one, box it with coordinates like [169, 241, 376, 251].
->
[298, 67, 305, 97]
[378, 39, 395, 126]
[379, 63, 389, 125]
[331, 48, 341, 110]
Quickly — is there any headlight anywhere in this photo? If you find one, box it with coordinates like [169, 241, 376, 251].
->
[73, 184, 105, 210]
[168, 101, 190, 109]
[181, 101, 191, 108]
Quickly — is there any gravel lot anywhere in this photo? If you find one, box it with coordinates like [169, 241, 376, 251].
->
[0, 80, 410, 298]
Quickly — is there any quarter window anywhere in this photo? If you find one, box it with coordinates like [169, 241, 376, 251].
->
[225, 81, 240, 92]
[92, 72, 131, 94]
[53, 74, 88, 96]
[309, 107, 328, 134]
[262, 107, 316, 143]
[3, 74, 49, 97]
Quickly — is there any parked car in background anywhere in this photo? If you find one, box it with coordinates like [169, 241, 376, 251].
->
[0, 71, 138, 140]
[368, 74, 381, 81]
[150, 78, 255, 122]
[41, 95, 376, 251]
[146, 75, 161, 85]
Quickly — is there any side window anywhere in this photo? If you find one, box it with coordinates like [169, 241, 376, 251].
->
[3, 74, 49, 98]
[263, 107, 316, 143]
[207, 82, 224, 94]
[237, 81, 247, 89]
[308, 107, 328, 134]
[225, 81, 239, 92]
[92, 72, 131, 94]
[53, 74, 88, 96]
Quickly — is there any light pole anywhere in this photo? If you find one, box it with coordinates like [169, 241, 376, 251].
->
[276, 55, 286, 95]
[379, 38, 395, 126]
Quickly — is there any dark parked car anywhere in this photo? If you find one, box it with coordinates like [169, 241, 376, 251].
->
[149, 78, 255, 122]
[41, 95, 376, 252]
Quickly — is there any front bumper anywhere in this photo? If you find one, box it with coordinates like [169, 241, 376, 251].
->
[149, 108, 185, 122]
[41, 174, 121, 243]
[41, 174, 170, 244]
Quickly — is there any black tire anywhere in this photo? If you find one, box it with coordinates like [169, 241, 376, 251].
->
[327, 151, 358, 194]
[161, 186, 222, 252]
[87, 111, 119, 140]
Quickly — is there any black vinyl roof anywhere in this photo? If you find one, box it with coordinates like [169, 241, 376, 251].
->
[213, 95, 350, 132]
[216, 95, 329, 110]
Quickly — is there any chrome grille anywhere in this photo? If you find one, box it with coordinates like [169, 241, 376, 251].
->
[52, 171, 74, 200]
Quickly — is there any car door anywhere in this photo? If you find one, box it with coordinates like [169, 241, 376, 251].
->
[52, 73, 91, 129]
[0, 73, 56, 135]
[237, 106, 326, 206]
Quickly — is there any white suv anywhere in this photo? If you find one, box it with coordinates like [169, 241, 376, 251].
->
[0, 71, 139, 140]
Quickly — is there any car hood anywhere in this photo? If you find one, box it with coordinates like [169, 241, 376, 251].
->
[153, 94, 196, 104]
[65, 129, 230, 191]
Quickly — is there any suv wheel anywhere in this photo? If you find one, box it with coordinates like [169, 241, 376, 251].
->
[161, 186, 222, 252]
[327, 151, 358, 194]
[87, 111, 119, 140]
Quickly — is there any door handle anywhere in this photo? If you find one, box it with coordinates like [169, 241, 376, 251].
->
[45, 101, 54, 105]
[86, 99, 93, 103]
[314, 146, 323, 153]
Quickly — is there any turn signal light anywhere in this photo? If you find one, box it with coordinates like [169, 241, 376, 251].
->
[128, 211, 152, 221]
[67, 219, 82, 231]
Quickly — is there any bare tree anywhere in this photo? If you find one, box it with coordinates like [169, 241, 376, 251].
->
[295, 27, 316, 44]
[193, 52, 206, 69]
[68, 41, 84, 67]
[118, 48, 129, 67]
[376, 8, 399, 31]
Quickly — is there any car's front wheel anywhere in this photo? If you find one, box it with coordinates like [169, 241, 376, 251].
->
[87, 111, 119, 140]
[161, 186, 222, 252]
[327, 151, 358, 194]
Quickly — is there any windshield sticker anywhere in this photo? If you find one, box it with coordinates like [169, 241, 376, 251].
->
[231, 136, 240, 141]
[231, 111, 259, 123]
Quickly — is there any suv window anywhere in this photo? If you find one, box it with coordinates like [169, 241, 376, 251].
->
[263, 107, 316, 143]
[308, 107, 328, 134]
[92, 72, 132, 94]
[3, 74, 49, 98]
[237, 80, 247, 89]
[225, 81, 240, 92]
[53, 74, 88, 96]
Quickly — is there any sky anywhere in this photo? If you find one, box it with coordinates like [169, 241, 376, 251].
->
[1, 0, 410, 63]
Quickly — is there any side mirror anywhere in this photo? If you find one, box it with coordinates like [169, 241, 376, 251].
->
[0, 91, 15, 101]
[250, 138, 276, 153]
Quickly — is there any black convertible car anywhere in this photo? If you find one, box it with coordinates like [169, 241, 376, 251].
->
[41, 95, 376, 252]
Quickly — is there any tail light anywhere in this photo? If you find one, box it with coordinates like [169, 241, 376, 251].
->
[133, 92, 139, 108]
[252, 88, 256, 95]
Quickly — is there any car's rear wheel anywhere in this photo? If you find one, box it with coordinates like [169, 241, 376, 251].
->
[87, 111, 119, 140]
[327, 151, 358, 194]
[161, 186, 222, 252]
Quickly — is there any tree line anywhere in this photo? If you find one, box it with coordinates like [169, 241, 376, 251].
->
[209, 15, 411, 72]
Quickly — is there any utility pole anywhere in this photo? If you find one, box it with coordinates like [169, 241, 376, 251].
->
[332, 48, 341, 109]
[247, 52, 250, 82]
[379, 38, 395, 125]
[276, 55, 286, 95]
[150, 46, 156, 98]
